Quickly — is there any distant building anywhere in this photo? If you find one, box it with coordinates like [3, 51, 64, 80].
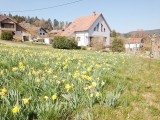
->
[21, 26, 48, 39]
[0, 16, 31, 41]
[125, 38, 144, 52]
[56, 12, 111, 48]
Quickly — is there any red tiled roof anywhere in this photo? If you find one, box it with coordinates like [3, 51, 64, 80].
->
[127, 38, 143, 44]
[0, 16, 17, 23]
[58, 13, 101, 36]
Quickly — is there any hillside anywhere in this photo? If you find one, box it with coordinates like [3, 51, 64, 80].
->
[123, 29, 160, 38]
[129, 29, 160, 35]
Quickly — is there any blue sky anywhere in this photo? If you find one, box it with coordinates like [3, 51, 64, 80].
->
[0, 0, 160, 33]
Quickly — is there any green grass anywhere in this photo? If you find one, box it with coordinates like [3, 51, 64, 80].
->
[0, 45, 160, 120]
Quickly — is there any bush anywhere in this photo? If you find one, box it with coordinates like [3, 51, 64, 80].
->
[14, 36, 22, 42]
[91, 37, 105, 51]
[1, 32, 13, 40]
[52, 36, 78, 49]
[111, 38, 125, 52]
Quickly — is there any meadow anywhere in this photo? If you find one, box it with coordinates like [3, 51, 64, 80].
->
[0, 45, 160, 120]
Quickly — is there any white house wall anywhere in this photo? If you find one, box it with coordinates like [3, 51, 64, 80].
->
[75, 31, 89, 46]
[125, 43, 142, 49]
[88, 16, 110, 46]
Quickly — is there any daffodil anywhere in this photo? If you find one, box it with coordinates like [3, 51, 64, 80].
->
[87, 66, 93, 72]
[12, 106, 20, 114]
[44, 96, 49, 101]
[95, 64, 101, 68]
[12, 67, 18, 72]
[19, 62, 25, 70]
[91, 82, 97, 87]
[47, 68, 52, 74]
[2, 88, 7, 93]
[90, 93, 94, 97]
[65, 84, 72, 92]
[73, 71, 79, 79]
[63, 65, 68, 69]
[52, 95, 57, 100]
[35, 79, 41, 84]
[0, 70, 4, 75]
[95, 92, 100, 97]
[82, 71, 87, 75]
[22, 98, 30, 105]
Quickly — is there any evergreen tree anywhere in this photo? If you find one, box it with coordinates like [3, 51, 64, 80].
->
[53, 19, 59, 29]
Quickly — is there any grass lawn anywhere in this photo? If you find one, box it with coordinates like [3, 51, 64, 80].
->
[0, 45, 160, 120]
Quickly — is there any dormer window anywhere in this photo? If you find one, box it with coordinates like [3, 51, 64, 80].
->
[96, 23, 99, 31]
[104, 28, 106, 32]
[101, 24, 103, 32]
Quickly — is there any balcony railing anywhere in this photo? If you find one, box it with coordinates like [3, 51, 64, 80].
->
[0, 27, 16, 31]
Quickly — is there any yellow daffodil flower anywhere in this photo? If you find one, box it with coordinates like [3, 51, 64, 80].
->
[12, 106, 20, 114]
[52, 95, 57, 100]
[22, 98, 30, 105]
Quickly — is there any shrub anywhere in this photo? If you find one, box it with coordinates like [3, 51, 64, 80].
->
[111, 38, 125, 52]
[91, 37, 105, 51]
[14, 36, 22, 42]
[1, 31, 13, 40]
[52, 36, 78, 49]
[144, 46, 151, 51]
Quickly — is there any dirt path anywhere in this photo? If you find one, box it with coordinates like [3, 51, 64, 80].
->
[0, 40, 29, 47]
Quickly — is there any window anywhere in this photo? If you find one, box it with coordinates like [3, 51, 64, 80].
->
[43, 33, 45, 35]
[104, 28, 106, 32]
[101, 24, 103, 32]
[77, 37, 80, 41]
[94, 27, 96, 31]
[96, 23, 99, 31]
[40, 33, 42, 35]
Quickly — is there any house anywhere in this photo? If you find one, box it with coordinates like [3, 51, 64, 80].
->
[21, 26, 48, 39]
[125, 38, 144, 52]
[49, 29, 64, 35]
[56, 12, 111, 47]
[0, 16, 31, 41]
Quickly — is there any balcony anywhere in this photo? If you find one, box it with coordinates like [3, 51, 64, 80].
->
[0, 23, 16, 31]
[1, 27, 16, 31]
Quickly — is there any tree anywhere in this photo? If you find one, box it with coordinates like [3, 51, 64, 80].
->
[46, 18, 53, 30]
[59, 21, 65, 29]
[111, 30, 117, 37]
[39, 19, 46, 28]
[112, 38, 125, 52]
[53, 19, 59, 29]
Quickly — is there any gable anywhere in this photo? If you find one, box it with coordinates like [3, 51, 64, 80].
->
[40, 28, 47, 33]
[1, 18, 15, 24]
[0, 16, 17, 23]
[89, 14, 111, 33]
[88, 15, 111, 37]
